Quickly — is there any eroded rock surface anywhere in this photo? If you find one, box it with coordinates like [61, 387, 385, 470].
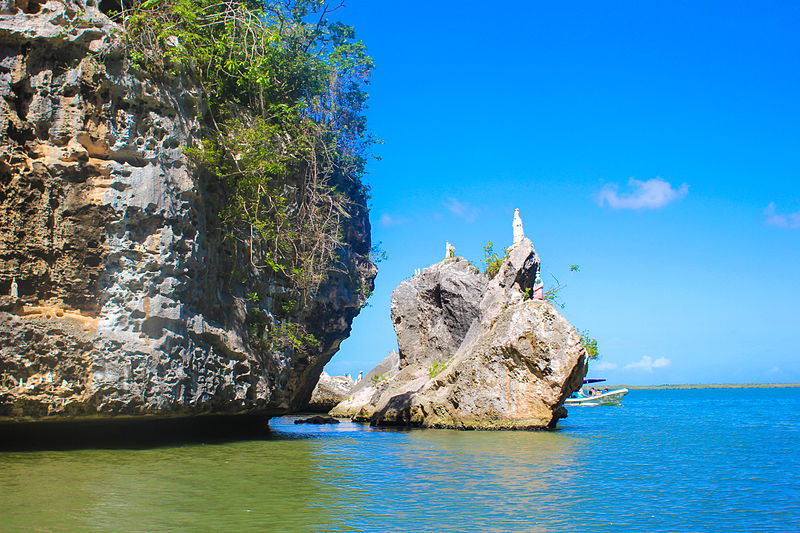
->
[332, 238, 587, 429]
[330, 349, 399, 420]
[391, 258, 487, 368]
[306, 371, 354, 413]
[0, 0, 375, 420]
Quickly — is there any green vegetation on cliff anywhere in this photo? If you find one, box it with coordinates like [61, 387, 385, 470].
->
[580, 331, 598, 360]
[115, 0, 375, 349]
[482, 241, 507, 278]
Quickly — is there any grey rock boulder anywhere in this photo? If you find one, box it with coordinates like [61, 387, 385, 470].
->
[306, 372, 355, 413]
[374, 300, 587, 429]
[332, 237, 587, 429]
[391, 258, 487, 369]
[330, 349, 400, 420]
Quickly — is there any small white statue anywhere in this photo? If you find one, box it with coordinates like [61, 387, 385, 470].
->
[357, 370, 363, 383]
[513, 208, 525, 245]
[10, 276, 18, 299]
[445, 241, 455, 259]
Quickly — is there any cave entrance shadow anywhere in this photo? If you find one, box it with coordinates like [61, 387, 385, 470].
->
[0, 413, 282, 452]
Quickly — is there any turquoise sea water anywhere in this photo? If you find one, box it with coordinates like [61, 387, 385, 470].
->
[1, 388, 798, 532]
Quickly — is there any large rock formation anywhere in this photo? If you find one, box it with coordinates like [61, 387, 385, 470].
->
[0, 0, 375, 420]
[331, 237, 587, 429]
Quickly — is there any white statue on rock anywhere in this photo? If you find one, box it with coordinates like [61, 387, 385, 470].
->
[10, 276, 18, 299]
[445, 241, 455, 259]
[513, 208, 524, 245]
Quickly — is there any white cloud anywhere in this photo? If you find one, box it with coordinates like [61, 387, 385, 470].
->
[378, 213, 407, 227]
[624, 355, 671, 372]
[598, 177, 688, 210]
[444, 197, 479, 222]
[764, 202, 800, 229]
[592, 361, 618, 371]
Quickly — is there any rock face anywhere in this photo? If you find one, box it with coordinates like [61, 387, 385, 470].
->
[331, 349, 399, 421]
[0, 0, 375, 420]
[392, 258, 487, 369]
[306, 372, 354, 413]
[331, 238, 587, 429]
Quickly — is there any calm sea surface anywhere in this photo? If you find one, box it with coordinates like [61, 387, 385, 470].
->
[1, 388, 798, 532]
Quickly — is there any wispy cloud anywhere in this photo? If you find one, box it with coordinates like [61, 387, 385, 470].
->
[592, 361, 618, 371]
[378, 213, 407, 227]
[764, 202, 800, 229]
[625, 356, 671, 372]
[444, 197, 480, 222]
[598, 178, 688, 210]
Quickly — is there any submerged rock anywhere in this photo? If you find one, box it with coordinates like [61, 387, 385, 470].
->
[0, 0, 375, 421]
[332, 235, 587, 429]
[294, 415, 339, 425]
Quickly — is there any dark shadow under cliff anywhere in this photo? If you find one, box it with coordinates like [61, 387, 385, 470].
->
[0, 413, 275, 451]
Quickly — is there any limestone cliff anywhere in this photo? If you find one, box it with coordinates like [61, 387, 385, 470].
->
[0, 0, 376, 419]
[332, 237, 587, 429]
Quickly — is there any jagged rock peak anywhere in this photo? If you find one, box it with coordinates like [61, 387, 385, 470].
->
[331, 219, 585, 429]
[391, 257, 487, 369]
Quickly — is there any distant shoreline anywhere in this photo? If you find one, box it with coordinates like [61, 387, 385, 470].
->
[604, 383, 800, 390]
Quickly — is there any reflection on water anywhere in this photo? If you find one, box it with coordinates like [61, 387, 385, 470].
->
[1, 434, 348, 531]
[1, 389, 798, 532]
[270, 421, 584, 532]
[0, 418, 585, 532]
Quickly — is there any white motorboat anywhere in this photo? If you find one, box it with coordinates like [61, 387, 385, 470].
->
[565, 387, 629, 406]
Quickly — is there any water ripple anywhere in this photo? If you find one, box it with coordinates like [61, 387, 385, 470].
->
[0, 388, 798, 532]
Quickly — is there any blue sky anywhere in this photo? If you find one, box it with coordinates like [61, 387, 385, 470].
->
[325, 0, 800, 385]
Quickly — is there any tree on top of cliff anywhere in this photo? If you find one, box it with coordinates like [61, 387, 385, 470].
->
[120, 0, 374, 280]
[117, 0, 375, 346]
